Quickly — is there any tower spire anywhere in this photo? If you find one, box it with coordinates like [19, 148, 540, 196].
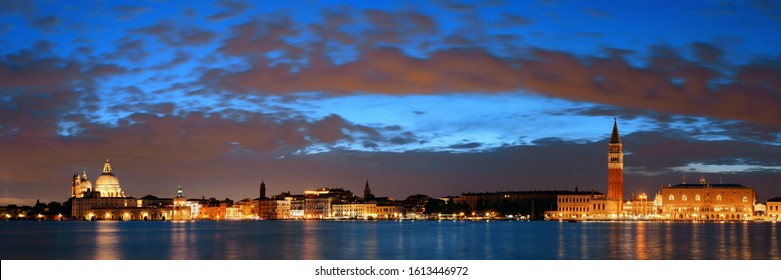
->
[363, 179, 373, 201]
[259, 180, 266, 199]
[610, 117, 621, 144]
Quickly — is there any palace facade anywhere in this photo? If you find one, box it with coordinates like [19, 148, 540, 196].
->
[660, 177, 756, 221]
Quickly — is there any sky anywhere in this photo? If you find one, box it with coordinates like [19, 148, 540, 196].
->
[1, 0, 780, 205]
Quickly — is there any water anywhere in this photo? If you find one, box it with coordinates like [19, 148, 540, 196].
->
[0, 220, 778, 260]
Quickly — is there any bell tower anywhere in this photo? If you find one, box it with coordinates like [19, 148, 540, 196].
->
[607, 118, 624, 203]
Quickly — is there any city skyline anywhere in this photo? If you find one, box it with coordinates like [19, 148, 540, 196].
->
[2, 1, 781, 205]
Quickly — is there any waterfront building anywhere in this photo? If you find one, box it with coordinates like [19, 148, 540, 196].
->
[549, 192, 621, 220]
[766, 197, 781, 221]
[301, 188, 357, 219]
[623, 193, 654, 218]
[171, 186, 193, 220]
[659, 176, 756, 221]
[258, 197, 292, 220]
[456, 190, 567, 219]
[375, 204, 404, 220]
[332, 203, 377, 219]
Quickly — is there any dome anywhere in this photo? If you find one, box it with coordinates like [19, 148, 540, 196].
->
[96, 173, 120, 186]
[93, 159, 124, 197]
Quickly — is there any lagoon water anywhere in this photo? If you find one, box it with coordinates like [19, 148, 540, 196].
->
[1, 220, 778, 260]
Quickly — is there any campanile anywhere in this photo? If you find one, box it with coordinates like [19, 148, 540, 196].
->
[607, 118, 624, 203]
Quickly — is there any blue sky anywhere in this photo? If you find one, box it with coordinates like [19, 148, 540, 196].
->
[1, 0, 780, 204]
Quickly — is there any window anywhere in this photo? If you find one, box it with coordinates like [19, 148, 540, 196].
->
[682, 195, 688, 201]
[742, 196, 748, 203]
[669, 195, 674, 201]
[695, 195, 701, 201]
[717, 195, 722, 201]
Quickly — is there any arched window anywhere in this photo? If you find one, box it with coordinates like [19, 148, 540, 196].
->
[682, 195, 688, 201]
[695, 195, 701, 201]
[669, 195, 675, 201]
[742, 196, 748, 203]
[717, 195, 722, 201]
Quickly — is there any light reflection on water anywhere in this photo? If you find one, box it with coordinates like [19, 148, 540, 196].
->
[94, 221, 119, 260]
[1, 221, 778, 260]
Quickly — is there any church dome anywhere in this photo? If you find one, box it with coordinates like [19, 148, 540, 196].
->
[93, 159, 124, 197]
[96, 173, 120, 186]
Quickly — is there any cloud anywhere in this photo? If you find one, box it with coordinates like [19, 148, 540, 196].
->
[497, 13, 534, 26]
[208, 0, 251, 21]
[31, 15, 60, 33]
[218, 17, 302, 59]
[112, 4, 148, 20]
[131, 20, 216, 46]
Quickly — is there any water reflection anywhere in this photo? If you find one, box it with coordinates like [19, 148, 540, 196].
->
[741, 223, 751, 259]
[169, 221, 194, 259]
[770, 224, 778, 260]
[690, 224, 700, 260]
[635, 222, 647, 260]
[301, 221, 321, 259]
[3, 220, 778, 260]
[557, 222, 565, 259]
[94, 221, 119, 260]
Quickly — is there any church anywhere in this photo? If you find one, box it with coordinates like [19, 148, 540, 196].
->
[71, 159, 125, 198]
[70, 159, 194, 221]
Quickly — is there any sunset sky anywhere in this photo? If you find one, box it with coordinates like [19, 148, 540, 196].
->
[1, 0, 780, 205]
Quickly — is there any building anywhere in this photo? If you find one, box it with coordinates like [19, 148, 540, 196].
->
[332, 203, 377, 219]
[456, 190, 569, 220]
[71, 159, 125, 198]
[659, 176, 756, 221]
[258, 197, 292, 220]
[765, 197, 781, 221]
[70, 160, 194, 221]
[548, 192, 621, 220]
[71, 171, 92, 198]
[623, 192, 654, 218]
[545, 119, 625, 221]
[301, 188, 357, 219]
[607, 118, 624, 209]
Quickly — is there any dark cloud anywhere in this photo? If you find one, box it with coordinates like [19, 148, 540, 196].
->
[31, 15, 60, 33]
[498, 13, 533, 26]
[112, 4, 148, 20]
[692, 42, 723, 63]
[449, 142, 482, 149]
[131, 20, 216, 46]
[208, 0, 251, 21]
[0, 1, 35, 16]
[209, 40, 781, 125]
[0, 51, 83, 89]
[219, 17, 301, 58]
[363, 10, 438, 43]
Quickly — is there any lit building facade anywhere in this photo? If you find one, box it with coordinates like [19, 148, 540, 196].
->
[660, 177, 756, 221]
[767, 197, 781, 221]
[550, 193, 621, 220]
[623, 193, 655, 217]
[258, 198, 292, 220]
[332, 203, 377, 219]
